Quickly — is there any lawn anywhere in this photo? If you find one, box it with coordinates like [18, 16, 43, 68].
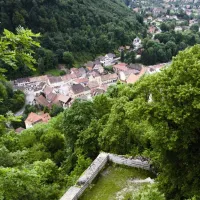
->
[45, 69, 65, 76]
[80, 164, 154, 200]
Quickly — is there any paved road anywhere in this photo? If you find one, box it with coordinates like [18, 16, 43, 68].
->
[15, 90, 35, 116]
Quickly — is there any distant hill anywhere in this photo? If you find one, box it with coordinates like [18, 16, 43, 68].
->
[1, 0, 146, 64]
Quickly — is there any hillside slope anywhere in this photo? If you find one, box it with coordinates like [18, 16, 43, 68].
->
[1, 0, 146, 62]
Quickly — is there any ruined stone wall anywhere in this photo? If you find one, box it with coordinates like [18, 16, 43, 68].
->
[60, 152, 151, 200]
[108, 153, 150, 170]
[60, 152, 108, 200]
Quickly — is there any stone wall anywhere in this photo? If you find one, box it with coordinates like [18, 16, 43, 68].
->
[60, 152, 108, 200]
[60, 152, 151, 200]
[108, 153, 150, 171]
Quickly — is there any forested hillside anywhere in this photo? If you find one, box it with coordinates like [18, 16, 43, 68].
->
[1, 0, 146, 78]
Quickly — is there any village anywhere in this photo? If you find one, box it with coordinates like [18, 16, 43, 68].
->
[132, 0, 200, 35]
[13, 44, 167, 131]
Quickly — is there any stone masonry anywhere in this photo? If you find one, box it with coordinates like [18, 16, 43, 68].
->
[60, 152, 151, 200]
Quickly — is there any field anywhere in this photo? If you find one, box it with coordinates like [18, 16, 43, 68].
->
[80, 164, 154, 200]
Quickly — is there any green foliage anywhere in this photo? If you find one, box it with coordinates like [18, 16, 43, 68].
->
[0, 164, 60, 200]
[0, 81, 25, 115]
[40, 129, 65, 154]
[131, 184, 165, 200]
[63, 51, 75, 68]
[125, 51, 136, 64]
[0, 27, 40, 79]
[50, 104, 64, 117]
[190, 24, 199, 33]
[142, 30, 200, 65]
[60, 100, 96, 150]
[67, 154, 91, 186]
[160, 23, 170, 32]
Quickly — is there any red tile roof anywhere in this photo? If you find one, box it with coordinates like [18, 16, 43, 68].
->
[25, 112, 43, 125]
[35, 95, 51, 108]
[113, 63, 128, 71]
[101, 73, 118, 82]
[44, 86, 53, 96]
[25, 112, 51, 127]
[73, 78, 89, 84]
[126, 67, 147, 84]
[48, 76, 63, 84]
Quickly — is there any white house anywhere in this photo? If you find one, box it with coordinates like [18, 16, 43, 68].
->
[100, 53, 117, 66]
[133, 37, 142, 49]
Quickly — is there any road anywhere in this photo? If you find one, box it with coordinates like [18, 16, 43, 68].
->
[15, 90, 35, 116]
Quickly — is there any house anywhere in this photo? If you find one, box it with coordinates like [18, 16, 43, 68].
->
[14, 78, 30, 86]
[61, 73, 77, 84]
[133, 37, 142, 49]
[84, 61, 94, 69]
[92, 88, 105, 96]
[148, 26, 156, 34]
[71, 67, 86, 78]
[88, 71, 101, 84]
[73, 78, 89, 85]
[94, 60, 101, 65]
[126, 73, 140, 84]
[70, 84, 91, 98]
[113, 63, 128, 73]
[48, 76, 63, 87]
[25, 112, 51, 129]
[35, 95, 51, 108]
[100, 53, 117, 66]
[46, 92, 57, 102]
[33, 82, 46, 96]
[55, 94, 71, 108]
[128, 64, 142, 71]
[43, 85, 54, 96]
[29, 75, 48, 83]
[93, 64, 104, 74]
[119, 69, 140, 81]
[88, 81, 99, 90]
[126, 67, 147, 84]
[147, 63, 166, 74]
[101, 73, 118, 85]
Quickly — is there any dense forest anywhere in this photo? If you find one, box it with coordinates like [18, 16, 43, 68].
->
[1, 26, 200, 199]
[0, 0, 146, 79]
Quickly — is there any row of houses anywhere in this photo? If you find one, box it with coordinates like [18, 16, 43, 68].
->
[14, 55, 167, 131]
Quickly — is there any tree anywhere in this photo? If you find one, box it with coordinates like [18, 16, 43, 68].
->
[143, 45, 200, 199]
[60, 100, 96, 151]
[62, 51, 74, 68]
[190, 24, 199, 33]
[160, 23, 169, 32]
[125, 51, 136, 64]
[40, 129, 65, 154]
[121, 50, 125, 62]
[165, 41, 177, 56]
[0, 27, 40, 80]
[50, 104, 64, 117]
